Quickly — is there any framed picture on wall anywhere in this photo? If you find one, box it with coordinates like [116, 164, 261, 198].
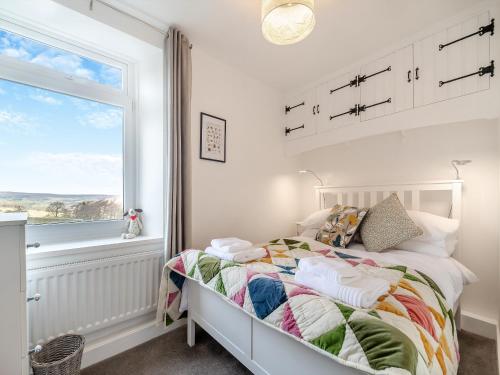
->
[200, 112, 226, 163]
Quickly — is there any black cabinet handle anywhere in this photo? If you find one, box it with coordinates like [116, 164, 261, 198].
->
[313, 106, 316, 115]
[285, 101, 305, 114]
[407, 70, 412, 83]
[316, 105, 320, 114]
[439, 19, 494, 51]
[285, 124, 305, 136]
[27, 293, 41, 302]
[439, 60, 495, 87]
[415, 67, 420, 80]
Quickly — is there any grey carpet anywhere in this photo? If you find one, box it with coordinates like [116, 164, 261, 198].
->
[458, 331, 498, 375]
[82, 327, 497, 375]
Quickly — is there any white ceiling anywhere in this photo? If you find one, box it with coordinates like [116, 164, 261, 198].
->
[109, 0, 480, 91]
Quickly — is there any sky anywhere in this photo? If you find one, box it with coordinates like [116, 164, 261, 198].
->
[0, 29, 124, 195]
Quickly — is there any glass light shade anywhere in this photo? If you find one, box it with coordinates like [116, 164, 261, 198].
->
[261, 0, 315, 45]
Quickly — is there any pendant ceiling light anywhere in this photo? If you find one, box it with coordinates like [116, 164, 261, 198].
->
[261, 0, 315, 45]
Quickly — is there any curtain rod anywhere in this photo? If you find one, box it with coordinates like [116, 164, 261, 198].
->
[89, 0, 166, 35]
[87, 0, 166, 33]
[88, 0, 192, 48]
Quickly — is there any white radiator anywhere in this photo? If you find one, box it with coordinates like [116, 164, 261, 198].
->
[27, 249, 163, 346]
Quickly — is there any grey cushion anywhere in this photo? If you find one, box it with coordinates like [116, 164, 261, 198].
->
[360, 193, 423, 252]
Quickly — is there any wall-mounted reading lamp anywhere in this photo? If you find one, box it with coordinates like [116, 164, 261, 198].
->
[451, 160, 472, 179]
[448, 160, 471, 218]
[297, 169, 324, 186]
[298, 170, 325, 207]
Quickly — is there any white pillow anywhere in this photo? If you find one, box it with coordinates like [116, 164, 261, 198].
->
[406, 210, 459, 242]
[395, 210, 459, 257]
[300, 227, 320, 239]
[297, 208, 331, 229]
[395, 238, 458, 257]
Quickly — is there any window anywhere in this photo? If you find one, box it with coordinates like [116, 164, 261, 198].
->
[0, 79, 124, 224]
[0, 28, 123, 89]
[0, 23, 134, 234]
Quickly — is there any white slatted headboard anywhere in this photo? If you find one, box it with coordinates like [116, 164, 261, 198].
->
[315, 180, 464, 253]
[315, 180, 463, 220]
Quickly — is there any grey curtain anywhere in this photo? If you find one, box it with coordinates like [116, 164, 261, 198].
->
[164, 28, 192, 259]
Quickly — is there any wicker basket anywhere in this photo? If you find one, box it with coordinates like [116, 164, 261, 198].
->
[30, 334, 85, 375]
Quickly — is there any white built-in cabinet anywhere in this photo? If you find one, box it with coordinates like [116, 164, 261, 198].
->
[0, 213, 29, 375]
[284, 10, 494, 140]
[414, 11, 491, 107]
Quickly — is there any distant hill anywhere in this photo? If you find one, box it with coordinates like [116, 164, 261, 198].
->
[0, 191, 115, 201]
[0, 191, 122, 224]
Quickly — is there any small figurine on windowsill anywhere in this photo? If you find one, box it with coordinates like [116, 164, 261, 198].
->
[122, 208, 143, 239]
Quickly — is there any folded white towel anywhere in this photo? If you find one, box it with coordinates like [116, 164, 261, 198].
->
[205, 246, 266, 263]
[216, 243, 253, 253]
[211, 238, 253, 251]
[295, 269, 390, 309]
[298, 257, 361, 284]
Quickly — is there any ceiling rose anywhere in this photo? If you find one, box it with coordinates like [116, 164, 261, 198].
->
[261, 0, 315, 45]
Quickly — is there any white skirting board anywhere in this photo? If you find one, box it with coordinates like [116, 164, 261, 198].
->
[497, 326, 500, 372]
[461, 310, 498, 340]
[81, 317, 186, 369]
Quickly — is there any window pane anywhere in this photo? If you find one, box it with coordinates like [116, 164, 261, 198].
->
[0, 79, 123, 224]
[0, 28, 122, 89]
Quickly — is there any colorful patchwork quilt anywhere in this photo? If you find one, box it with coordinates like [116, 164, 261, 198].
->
[156, 238, 459, 375]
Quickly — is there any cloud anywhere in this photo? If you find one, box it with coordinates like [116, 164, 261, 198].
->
[0, 110, 37, 134]
[30, 53, 95, 81]
[2, 47, 30, 59]
[0, 30, 123, 89]
[79, 108, 123, 129]
[26, 152, 123, 195]
[30, 93, 62, 105]
[0, 36, 11, 48]
[70, 97, 98, 111]
[99, 65, 122, 89]
[29, 152, 122, 174]
[0, 30, 96, 83]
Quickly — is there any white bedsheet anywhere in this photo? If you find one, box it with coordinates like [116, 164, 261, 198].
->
[293, 236, 478, 309]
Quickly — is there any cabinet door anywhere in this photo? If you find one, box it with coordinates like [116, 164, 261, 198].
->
[359, 46, 413, 122]
[0, 224, 24, 375]
[317, 71, 360, 132]
[393, 45, 415, 113]
[414, 11, 492, 107]
[283, 90, 316, 139]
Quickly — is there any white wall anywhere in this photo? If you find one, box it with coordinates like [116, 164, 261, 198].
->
[297, 120, 499, 321]
[188, 47, 300, 248]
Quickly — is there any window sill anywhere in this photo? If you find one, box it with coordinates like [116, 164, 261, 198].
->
[27, 235, 164, 261]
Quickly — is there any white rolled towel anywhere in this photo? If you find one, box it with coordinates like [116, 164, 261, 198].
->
[298, 257, 361, 284]
[295, 269, 390, 309]
[211, 238, 253, 252]
[205, 246, 266, 263]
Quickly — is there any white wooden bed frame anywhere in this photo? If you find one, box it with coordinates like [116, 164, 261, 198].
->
[186, 180, 463, 375]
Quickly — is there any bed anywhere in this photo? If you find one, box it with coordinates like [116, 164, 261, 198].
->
[157, 180, 474, 375]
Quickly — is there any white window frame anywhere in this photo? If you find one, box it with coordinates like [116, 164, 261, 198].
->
[0, 19, 137, 244]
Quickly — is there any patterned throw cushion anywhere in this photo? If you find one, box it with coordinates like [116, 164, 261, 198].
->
[360, 193, 423, 252]
[315, 205, 368, 248]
